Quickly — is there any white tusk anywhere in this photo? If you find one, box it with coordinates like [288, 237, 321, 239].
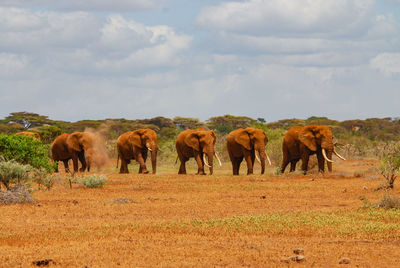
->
[265, 150, 272, 166]
[146, 143, 152, 151]
[203, 153, 211, 168]
[214, 152, 222, 167]
[333, 149, 346, 160]
[322, 149, 334, 163]
[255, 152, 261, 163]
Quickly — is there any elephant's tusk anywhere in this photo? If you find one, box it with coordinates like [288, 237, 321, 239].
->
[265, 150, 272, 166]
[333, 149, 346, 160]
[214, 152, 222, 167]
[255, 152, 261, 164]
[322, 149, 334, 163]
[203, 153, 211, 168]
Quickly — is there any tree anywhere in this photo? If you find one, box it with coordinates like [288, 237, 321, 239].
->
[173, 117, 206, 130]
[3, 112, 51, 130]
[206, 115, 255, 134]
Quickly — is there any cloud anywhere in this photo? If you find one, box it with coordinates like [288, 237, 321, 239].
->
[370, 53, 400, 75]
[196, 0, 374, 37]
[0, 8, 192, 76]
[0, 0, 165, 11]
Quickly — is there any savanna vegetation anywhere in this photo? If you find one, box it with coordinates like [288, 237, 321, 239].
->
[1, 112, 400, 266]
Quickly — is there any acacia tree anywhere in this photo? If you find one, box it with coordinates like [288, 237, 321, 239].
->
[3, 112, 51, 130]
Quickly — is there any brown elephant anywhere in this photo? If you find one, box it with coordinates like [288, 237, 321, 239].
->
[15, 131, 41, 141]
[280, 125, 346, 174]
[176, 128, 221, 175]
[51, 132, 95, 173]
[227, 127, 272, 175]
[116, 129, 159, 174]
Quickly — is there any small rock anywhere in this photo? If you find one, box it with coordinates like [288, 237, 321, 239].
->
[72, 200, 78, 205]
[339, 257, 350, 264]
[36, 203, 42, 207]
[32, 259, 55, 266]
[295, 255, 305, 262]
[280, 257, 290, 263]
[363, 186, 368, 190]
[260, 195, 266, 199]
[293, 248, 304, 255]
[359, 196, 365, 200]
[342, 188, 347, 193]
[309, 178, 315, 181]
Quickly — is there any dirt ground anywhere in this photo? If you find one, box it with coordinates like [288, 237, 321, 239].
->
[1, 159, 400, 267]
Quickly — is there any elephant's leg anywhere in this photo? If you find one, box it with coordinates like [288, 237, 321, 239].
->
[195, 152, 205, 175]
[301, 154, 310, 174]
[316, 151, 325, 173]
[71, 153, 80, 173]
[136, 153, 149, 174]
[78, 151, 87, 172]
[244, 152, 254, 175]
[233, 157, 243, 175]
[119, 158, 129, 174]
[63, 160, 70, 173]
[178, 157, 188, 174]
[138, 151, 148, 173]
[290, 160, 298, 172]
[281, 151, 290, 174]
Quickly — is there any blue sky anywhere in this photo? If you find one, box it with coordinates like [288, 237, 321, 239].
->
[0, 0, 400, 122]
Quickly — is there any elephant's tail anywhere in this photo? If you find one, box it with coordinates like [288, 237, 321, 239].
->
[174, 156, 178, 165]
[116, 154, 119, 169]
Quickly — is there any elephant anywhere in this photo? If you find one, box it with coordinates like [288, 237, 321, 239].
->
[280, 125, 346, 174]
[175, 128, 222, 175]
[116, 129, 159, 174]
[227, 127, 272, 175]
[51, 132, 95, 173]
[15, 131, 40, 141]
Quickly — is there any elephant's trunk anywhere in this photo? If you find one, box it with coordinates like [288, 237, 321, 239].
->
[207, 151, 214, 175]
[257, 148, 266, 174]
[326, 149, 333, 172]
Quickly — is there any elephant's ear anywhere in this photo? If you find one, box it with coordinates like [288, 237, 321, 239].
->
[299, 127, 317, 151]
[129, 132, 143, 148]
[67, 133, 83, 151]
[210, 130, 217, 145]
[184, 133, 200, 151]
[234, 130, 252, 151]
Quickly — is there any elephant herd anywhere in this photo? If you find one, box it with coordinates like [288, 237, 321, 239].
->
[50, 125, 346, 176]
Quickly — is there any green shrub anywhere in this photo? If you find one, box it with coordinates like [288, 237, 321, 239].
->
[378, 143, 400, 189]
[0, 134, 56, 172]
[33, 168, 59, 190]
[78, 175, 108, 188]
[0, 159, 32, 190]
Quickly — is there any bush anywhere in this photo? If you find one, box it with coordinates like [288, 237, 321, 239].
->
[378, 142, 400, 189]
[0, 184, 34, 205]
[0, 159, 32, 190]
[78, 175, 108, 188]
[33, 168, 59, 190]
[375, 194, 400, 209]
[0, 134, 56, 172]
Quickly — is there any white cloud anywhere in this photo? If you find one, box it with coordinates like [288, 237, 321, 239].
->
[370, 53, 400, 75]
[196, 0, 374, 37]
[0, 0, 165, 11]
[0, 8, 192, 75]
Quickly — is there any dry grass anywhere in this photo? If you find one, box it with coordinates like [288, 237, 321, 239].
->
[2, 159, 400, 267]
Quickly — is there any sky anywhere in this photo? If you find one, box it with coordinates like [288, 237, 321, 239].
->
[0, 0, 400, 123]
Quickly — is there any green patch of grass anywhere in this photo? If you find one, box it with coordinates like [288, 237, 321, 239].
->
[142, 209, 400, 239]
